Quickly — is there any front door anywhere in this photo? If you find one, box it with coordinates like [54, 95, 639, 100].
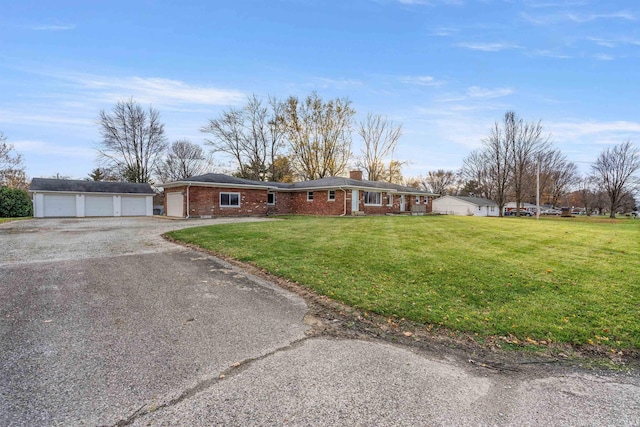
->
[351, 189, 359, 213]
[400, 195, 406, 212]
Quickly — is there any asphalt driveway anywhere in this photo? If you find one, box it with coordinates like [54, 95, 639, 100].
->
[1, 217, 639, 426]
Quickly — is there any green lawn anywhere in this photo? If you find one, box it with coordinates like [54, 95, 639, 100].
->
[167, 215, 640, 350]
[0, 217, 29, 224]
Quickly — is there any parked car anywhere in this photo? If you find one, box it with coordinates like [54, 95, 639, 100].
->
[541, 209, 561, 215]
[504, 210, 533, 216]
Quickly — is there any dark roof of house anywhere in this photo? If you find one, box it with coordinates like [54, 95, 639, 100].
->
[440, 195, 498, 206]
[29, 178, 155, 194]
[168, 174, 435, 195]
[287, 177, 432, 194]
[184, 173, 268, 187]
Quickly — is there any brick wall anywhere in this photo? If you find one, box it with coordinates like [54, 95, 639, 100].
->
[288, 190, 347, 215]
[165, 186, 269, 217]
[164, 185, 434, 217]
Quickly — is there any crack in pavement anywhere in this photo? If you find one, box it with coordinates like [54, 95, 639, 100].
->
[106, 335, 315, 427]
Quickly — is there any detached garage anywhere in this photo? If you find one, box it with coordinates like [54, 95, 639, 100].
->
[29, 178, 155, 218]
[432, 195, 499, 217]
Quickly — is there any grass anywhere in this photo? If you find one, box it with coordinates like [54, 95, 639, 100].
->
[167, 215, 640, 350]
[0, 217, 30, 224]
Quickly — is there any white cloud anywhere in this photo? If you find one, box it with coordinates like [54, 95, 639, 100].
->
[548, 120, 640, 139]
[567, 11, 636, 23]
[0, 109, 92, 127]
[399, 75, 444, 87]
[467, 86, 514, 99]
[314, 77, 364, 89]
[396, 0, 463, 5]
[11, 140, 95, 159]
[428, 27, 458, 37]
[523, 10, 636, 25]
[594, 53, 615, 61]
[68, 74, 246, 108]
[523, 1, 588, 8]
[456, 42, 521, 51]
[532, 49, 573, 59]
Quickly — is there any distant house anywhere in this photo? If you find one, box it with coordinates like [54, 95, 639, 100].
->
[162, 171, 437, 218]
[431, 195, 499, 217]
[504, 202, 537, 215]
[29, 178, 155, 218]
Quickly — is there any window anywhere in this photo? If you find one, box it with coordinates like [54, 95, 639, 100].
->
[328, 190, 336, 201]
[363, 191, 382, 206]
[307, 191, 314, 201]
[267, 192, 275, 205]
[415, 196, 421, 204]
[386, 194, 393, 206]
[220, 192, 240, 207]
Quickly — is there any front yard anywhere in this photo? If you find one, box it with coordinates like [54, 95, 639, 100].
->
[167, 215, 640, 351]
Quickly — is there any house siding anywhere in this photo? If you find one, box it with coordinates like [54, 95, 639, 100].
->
[164, 185, 434, 218]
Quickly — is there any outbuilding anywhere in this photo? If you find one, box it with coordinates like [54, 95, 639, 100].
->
[431, 195, 499, 217]
[29, 178, 155, 218]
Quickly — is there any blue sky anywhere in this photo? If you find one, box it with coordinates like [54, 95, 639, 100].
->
[1, 0, 639, 180]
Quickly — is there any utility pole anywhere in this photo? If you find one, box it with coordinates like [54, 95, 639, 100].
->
[536, 161, 540, 220]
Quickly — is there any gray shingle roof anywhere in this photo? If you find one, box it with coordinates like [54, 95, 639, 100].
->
[29, 178, 155, 194]
[171, 174, 434, 195]
[447, 196, 498, 206]
[185, 173, 269, 186]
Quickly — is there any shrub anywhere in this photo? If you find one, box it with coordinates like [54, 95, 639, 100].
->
[0, 187, 33, 217]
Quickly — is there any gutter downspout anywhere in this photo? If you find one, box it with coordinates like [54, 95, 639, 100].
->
[186, 184, 191, 219]
[340, 188, 347, 216]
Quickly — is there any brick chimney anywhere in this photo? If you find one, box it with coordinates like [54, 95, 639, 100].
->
[349, 170, 363, 180]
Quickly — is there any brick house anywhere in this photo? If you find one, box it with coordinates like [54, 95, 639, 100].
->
[163, 171, 436, 218]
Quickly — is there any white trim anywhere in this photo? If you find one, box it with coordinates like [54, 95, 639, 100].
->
[363, 191, 382, 206]
[27, 190, 153, 196]
[328, 190, 336, 201]
[267, 191, 276, 205]
[161, 180, 436, 196]
[220, 192, 241, 208]
[163, 181, 276, 191]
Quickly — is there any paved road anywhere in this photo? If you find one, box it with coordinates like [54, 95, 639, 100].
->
[1, 218, 639, 426]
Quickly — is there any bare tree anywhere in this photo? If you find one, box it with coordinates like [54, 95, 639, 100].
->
[282, 92, 355, 180]
[505, 111, 551, 215]
[422, 169, 457, 195]
[97, 98, 167, 183]
[461, 150, 492, 199]
[202, 95, 285, 181]
[537, 150, 578, 207]
[156, 139, 211, 182]
[356, 113, 402, 181]
[591, 140, 640, 218]
[0, 132, 27, 189]
[462, 120, 512, 216]
[576, 176, 597, 216]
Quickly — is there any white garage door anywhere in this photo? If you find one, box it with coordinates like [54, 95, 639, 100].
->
[166, 192, 184, 217]
[43, 194, 76, 217]
[85, 195, 114, 217]
[122, 196, 147, 216]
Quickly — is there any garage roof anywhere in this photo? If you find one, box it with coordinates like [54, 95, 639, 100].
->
[29, 178, 155, 194]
